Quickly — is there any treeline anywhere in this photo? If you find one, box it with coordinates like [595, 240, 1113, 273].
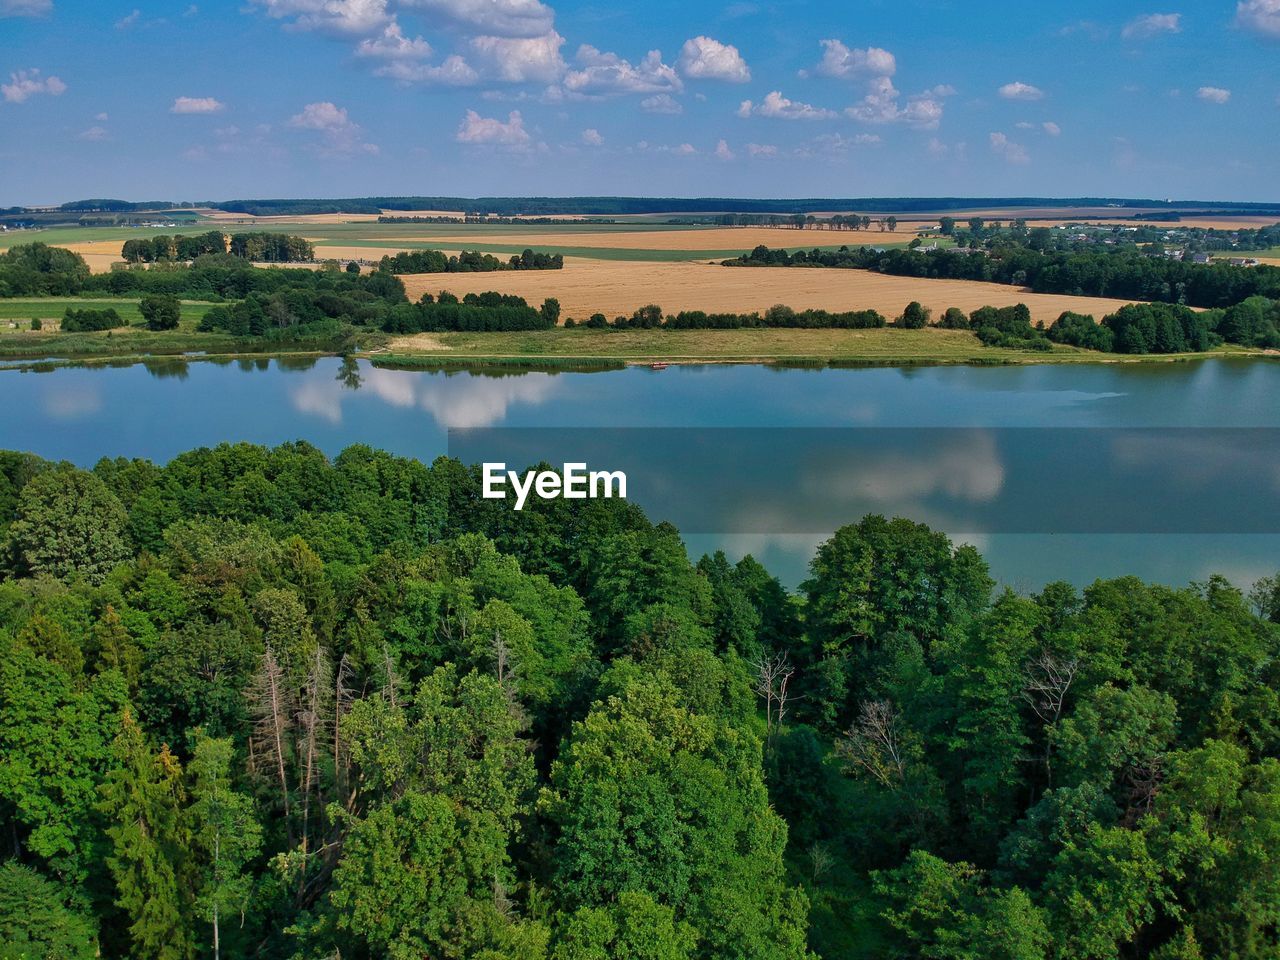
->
[570, 302, 886, 330]
[377, 248, 564, 274]
[121, 233, 313, 265]
[121, 231, 227, 264]
[2, 442, 1280, 959]
[227, 233, 314, 263]
[726, 244, 1280, 309]
[0, 243, 403, 305]
[1046, 297, 1280, 353]
[381, 290, 561, 333]
[377, 216, 613, 225]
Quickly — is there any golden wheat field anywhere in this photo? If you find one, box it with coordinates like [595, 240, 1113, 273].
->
[400, 258, 1144, 325]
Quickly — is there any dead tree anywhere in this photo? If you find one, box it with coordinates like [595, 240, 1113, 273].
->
[247, 645, 295, 848]
[295, 644, 333, 899]
[837, 699, 908, 789]
[1021, 649, 1079, 788]
[755, 652, 795, 735]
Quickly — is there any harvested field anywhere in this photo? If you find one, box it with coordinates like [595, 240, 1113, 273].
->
[373, 226, 924, 251]
[399, 258, 1146, 325]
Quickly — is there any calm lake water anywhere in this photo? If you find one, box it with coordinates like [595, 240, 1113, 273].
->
[2, 355, 1278, 590]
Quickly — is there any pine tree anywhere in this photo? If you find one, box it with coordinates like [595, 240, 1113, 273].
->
[98, 709, 196, 960]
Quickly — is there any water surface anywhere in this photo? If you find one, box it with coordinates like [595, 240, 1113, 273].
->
[4, 356, 1277, 589]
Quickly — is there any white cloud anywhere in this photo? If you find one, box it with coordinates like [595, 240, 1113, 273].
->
[95, 111, 109, 121]
[2, 68, 67, 104]
[355, 22, 432, 58]
[739, 90, 836, 120]
[249, 0, 391, 36]
[1198, 85, 1231, 103]
[171, 96, 226, 114]
[990, 131, 1029, 164]
[747, 142, 777, 157]
[115, 8, 140, 28]
[790, 132, 879, 160]
[1121, 12, 1182, 39]
[659, 142, 697, 155]
[581, 127, 603, 145]
[456, 108, 531, 146]
[814, 39, 896, 79]
[715, 138, 735, 160]
[471, 32, 566, 83]
[998, 81, 1045, 101]
[641, 93, 682, 114]
[1043, 121, 1062, 136]
[563, 44, 681, 96]
[0, 0, 52, 16]
[401, 0, 554, 38]
[845, 77, 943, 129]
[1236, 0, 1280, 38]
[289, 101, 379, 154]
[377, 54, 479, 85]
[678, 36, 750, 82]
[929, 84, 957, 97]
[78, 125, 108, 141]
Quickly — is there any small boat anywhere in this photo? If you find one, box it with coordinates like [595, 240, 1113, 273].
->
[650, 362, 669, 370]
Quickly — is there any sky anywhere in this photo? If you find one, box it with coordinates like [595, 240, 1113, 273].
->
[1, 0, 1279, 205]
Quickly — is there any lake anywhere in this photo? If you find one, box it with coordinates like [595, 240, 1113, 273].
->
[3, 355, 1278, 590]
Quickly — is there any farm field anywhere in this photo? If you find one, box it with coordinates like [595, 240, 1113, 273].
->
[0, 297, 221, 328]
[400, 258, 1145, 325]
[16, 221, 926, 272]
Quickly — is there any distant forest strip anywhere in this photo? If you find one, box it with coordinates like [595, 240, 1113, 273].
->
[725, 244, 1280, 309]
[377, 216, 615, 225]
[378, 249, 564, 274]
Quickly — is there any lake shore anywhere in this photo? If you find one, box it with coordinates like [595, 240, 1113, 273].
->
[1, 323, 1272, 372]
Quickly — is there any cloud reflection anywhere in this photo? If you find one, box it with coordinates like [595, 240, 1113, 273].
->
[288, 363, 562, 429]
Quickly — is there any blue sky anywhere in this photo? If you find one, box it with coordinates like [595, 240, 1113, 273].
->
[2, 0, 1278, 204]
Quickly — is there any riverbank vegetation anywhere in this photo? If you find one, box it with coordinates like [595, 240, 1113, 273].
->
[1, 442, 1279, 958]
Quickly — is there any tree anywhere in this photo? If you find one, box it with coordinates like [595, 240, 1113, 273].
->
[0, 862, 97, 960]
[940, 216, 957, 236]
[188, 731, 261, 960]
[330, 789, 533, 959]
[0, 642, 126, 887]
[1249, 573, 1280, 623]
[874, 851, 1050, 960]
[552, 892, 697, 960]
[8, 467, 131, 583]
[140, 294, 181, 331]
[898, 301, 930, 329]
[97, 709, 196, 960]
[543, 676, 811, 959]
[542, 297, 562, 325]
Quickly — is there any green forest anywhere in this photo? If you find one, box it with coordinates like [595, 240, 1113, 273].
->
[2, 443, 1280, 959]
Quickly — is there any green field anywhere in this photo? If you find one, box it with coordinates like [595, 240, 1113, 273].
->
[0, 298, 221, 326]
